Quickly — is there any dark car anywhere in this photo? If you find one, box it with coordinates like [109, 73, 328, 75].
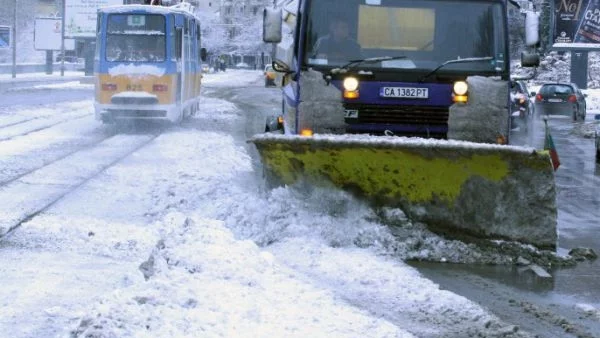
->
[510, 80, 535, 132]
[533, 82, 587, 121]
[55, 50, 79, 63]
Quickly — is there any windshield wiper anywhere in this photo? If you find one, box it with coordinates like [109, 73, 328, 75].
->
[330, 56, 407, 74]
[419, 56, 494, 82]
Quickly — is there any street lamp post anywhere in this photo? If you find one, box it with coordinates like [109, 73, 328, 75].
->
[271, 0, 277, 65]
[12, 0, 17, 78]
[61, 0, 66, 76]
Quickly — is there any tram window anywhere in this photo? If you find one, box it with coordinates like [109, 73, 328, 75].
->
[96, 14, 102, 61]
[197, 23, 202, 60]
[175, 28, 182, 59]
[170, 15, 176, 61]
[105, 14, 166, 62]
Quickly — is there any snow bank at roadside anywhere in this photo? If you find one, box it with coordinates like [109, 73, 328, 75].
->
[71, 213, 414, 338]
[202, 69, 263, 88]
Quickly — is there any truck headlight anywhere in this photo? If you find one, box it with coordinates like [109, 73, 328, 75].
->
[453, 81, 468, 95]
[343, 77, 359, 91]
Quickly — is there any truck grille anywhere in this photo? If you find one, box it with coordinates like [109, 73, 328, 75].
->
[344, 104, 449, 125]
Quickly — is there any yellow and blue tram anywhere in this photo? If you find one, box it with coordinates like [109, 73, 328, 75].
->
[94, 3, 206, 124]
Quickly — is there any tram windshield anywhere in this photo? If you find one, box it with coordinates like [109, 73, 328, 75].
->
[105, 14, 166, 62]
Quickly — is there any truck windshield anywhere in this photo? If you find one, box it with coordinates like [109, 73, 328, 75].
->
[304, 0, 506, 73]
[105, 14, 166, 62]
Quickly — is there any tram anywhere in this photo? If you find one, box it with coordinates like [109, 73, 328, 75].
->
[94, 2, 207, 124]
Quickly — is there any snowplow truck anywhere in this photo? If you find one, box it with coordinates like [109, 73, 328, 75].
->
[252, 0, 558, 249]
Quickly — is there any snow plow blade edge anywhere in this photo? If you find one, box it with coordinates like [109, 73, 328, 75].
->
[251, 134, 557, 249]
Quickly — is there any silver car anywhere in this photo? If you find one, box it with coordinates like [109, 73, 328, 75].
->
[533, 82, 587, 121]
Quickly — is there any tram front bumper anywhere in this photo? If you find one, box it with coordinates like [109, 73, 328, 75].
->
[95, 103, 179, 123]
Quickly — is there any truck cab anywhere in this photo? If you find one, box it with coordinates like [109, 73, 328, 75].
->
[265, 0, 539, 144]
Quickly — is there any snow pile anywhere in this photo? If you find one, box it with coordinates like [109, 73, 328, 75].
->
[71, 213, 414, 338]
[108, 64, 166, 77]
[202, 69, 263, 88]
[512, 51, 600, 88]
[30, 81, 94, 90]
[0, 72, 85, 82]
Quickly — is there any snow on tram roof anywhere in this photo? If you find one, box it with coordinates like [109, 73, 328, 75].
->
[99, 4, 196, 17]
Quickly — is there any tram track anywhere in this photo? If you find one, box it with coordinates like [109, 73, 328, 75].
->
[0, 102, 93, 142]
[0, 115, 114, 187]
[0, 132, 162, 239]
[0, 129, 114, 187]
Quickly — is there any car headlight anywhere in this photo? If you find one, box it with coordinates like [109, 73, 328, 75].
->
[343, 77, 359, 91]
[453, 81, 468, 95]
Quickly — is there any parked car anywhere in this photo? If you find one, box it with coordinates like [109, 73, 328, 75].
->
[510, 80, 535, 132]
[55, 51, 79, 63]
[264, 65, 276, 87]
[235, 62, 251, 69]
[533, 82, 587, 121]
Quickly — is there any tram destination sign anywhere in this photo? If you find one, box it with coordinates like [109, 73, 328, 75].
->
[65, 0, 122, 38]
[553, 0, 600, 49]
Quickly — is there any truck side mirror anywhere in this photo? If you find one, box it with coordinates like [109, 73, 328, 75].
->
[272, 59, 291, 73]
[521, 52, 540, 68]
[200, 48, 207, 62]
[525, 11, 540, 47]
[263, 8, 282, 43]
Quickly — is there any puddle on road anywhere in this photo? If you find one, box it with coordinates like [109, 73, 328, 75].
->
[408, 259, 600, 307]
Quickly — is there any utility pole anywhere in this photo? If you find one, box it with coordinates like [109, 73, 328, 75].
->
[61, 0, 66, 76]
[12, 0, 17, 78]
[271, 0, 276, 64]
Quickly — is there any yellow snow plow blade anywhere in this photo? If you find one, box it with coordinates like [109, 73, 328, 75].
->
[251, 134, 557, 249]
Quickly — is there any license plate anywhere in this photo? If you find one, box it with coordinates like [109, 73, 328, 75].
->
[344, 109, 359, 118]
[548, 98, 563, 103]
[380, 87, 428, 98]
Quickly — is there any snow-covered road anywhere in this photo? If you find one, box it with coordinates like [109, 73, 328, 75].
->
[0, 70, 596, 338]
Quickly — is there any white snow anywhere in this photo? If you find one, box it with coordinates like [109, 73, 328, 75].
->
[251, 132, 539, 154]
[0, 71, 85, 82]
[202, 69, 265, 88]
[108, 63, 166, 77]
[113, 91, 157, 98]
[29, 81, 94, 90]
[0, 69, 554, 338]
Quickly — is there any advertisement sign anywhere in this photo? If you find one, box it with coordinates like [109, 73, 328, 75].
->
[34, 18, 76, 51]
[0, 26, 10, 49]
[65, 0, 122, 38]
[553, 0, 600, 48]
[34, 18, 63, 50]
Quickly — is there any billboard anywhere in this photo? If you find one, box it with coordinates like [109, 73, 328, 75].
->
[553, 0, 600, 48]
[35, 18, 76, 51]
[65, 0, 122, 38]
[0, 26, 10, 49]
[34, 18, 63, 50]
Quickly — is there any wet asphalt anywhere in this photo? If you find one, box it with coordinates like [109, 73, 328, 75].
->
[414, 113, 600, 337]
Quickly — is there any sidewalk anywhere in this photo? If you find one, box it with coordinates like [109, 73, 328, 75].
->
[0, 71, 88, 83]
[0, 71, 93, 92]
